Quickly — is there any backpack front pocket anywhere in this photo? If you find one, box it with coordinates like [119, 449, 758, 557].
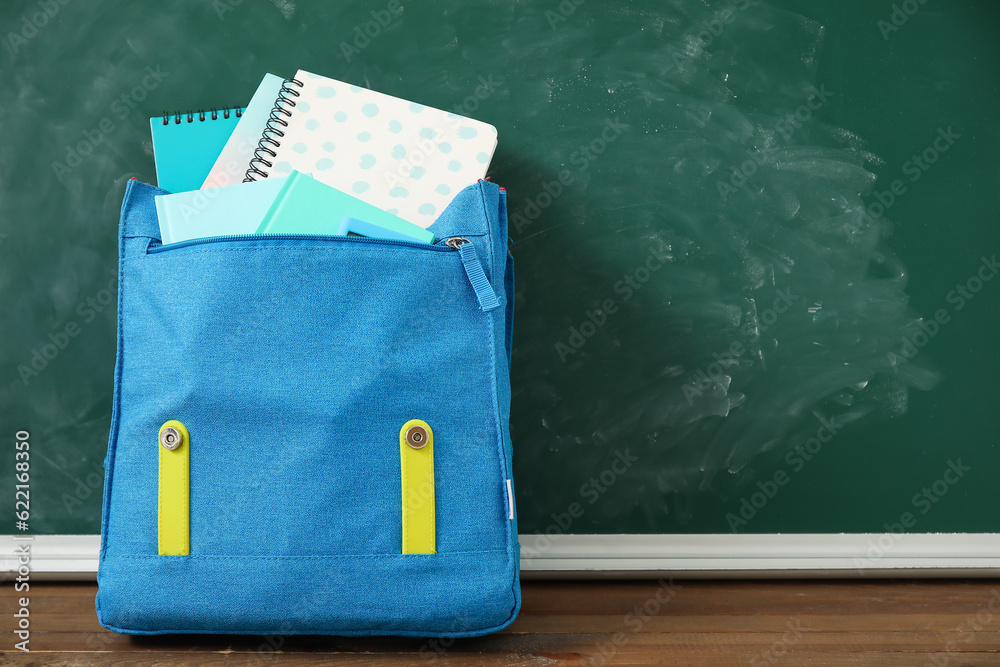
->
[108, 234, 509, 558]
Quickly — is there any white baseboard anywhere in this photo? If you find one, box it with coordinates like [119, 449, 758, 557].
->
[3, 533, 999, 580]
[518, 533, 1000, 578]
[3, 535, 100, 581]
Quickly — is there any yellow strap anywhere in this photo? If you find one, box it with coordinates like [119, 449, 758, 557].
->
[158, 420, 190, 556]
[400, 419, 435, 554]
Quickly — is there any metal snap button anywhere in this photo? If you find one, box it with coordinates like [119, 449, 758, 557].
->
[405, 425, 429, 449]
[160, 426, 182, 450]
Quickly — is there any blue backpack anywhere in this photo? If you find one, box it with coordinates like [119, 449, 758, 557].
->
[96, 178, 519, 636]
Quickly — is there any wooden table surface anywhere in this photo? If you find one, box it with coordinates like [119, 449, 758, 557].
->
[3, 579, 1000, 665]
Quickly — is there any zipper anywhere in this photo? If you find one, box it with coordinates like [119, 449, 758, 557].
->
[146, 234, 501, 311]
[147, 233, 456, 254]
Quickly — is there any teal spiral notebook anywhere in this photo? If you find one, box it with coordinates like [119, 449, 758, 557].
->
[150, 109, 243, 193]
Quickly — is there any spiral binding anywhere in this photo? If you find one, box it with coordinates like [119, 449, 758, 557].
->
[160, 107, 243, 126]
[244, 78, 305, 182]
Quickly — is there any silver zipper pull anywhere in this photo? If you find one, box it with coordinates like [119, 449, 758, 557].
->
[445, 237, 470, 249]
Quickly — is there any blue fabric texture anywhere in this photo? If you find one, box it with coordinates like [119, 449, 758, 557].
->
[96, 179, 519, 636]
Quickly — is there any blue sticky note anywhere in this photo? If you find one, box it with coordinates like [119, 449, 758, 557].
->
[338, 216, 434, 244]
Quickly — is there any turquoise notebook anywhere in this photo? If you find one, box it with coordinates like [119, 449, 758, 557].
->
[150, 109, 243, 193]
[257, 171, 435, 244]
[154, 177, 287, 244]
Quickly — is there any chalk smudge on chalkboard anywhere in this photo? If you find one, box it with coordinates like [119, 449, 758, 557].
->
[508, 0, 942, 524]
[270, 0, 296, 21]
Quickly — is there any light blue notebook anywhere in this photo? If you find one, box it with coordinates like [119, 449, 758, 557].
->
[154, 177, 287, 244]
[150, 109, 242, 193]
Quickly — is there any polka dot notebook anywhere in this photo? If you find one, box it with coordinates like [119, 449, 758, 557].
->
[244, 70, 498, 228]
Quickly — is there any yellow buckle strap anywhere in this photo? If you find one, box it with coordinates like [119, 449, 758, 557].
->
[158, 420, 190, 556]
[400, 419, 435, 554]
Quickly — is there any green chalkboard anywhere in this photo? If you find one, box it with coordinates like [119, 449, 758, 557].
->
[2, 0, 998, 537]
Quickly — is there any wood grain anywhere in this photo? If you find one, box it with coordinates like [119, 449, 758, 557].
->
[3, 580, 1000, 665]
